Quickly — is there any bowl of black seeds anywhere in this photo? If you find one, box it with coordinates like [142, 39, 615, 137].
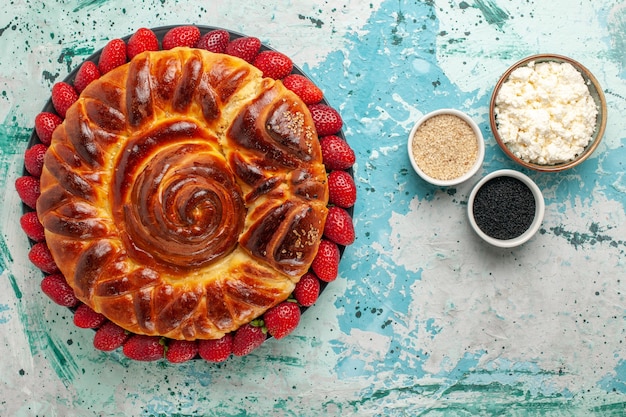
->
[467, 169, 545, 248]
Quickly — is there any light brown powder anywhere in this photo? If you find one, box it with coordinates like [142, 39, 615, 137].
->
[411, 114, 478, 181]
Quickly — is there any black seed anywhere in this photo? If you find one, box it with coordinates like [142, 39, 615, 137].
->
[472, 176, 536, 240]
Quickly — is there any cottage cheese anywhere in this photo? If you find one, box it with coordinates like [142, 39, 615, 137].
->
[494, 60, 598, 165]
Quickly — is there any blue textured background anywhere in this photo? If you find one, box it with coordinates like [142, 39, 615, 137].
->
[0, 1, 625, 415]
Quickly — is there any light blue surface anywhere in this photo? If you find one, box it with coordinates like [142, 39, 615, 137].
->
[0, 0, 625, 416]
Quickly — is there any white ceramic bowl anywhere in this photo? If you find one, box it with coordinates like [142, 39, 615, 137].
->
[408, 109, 485, 187]
[467, 169, 545, 248]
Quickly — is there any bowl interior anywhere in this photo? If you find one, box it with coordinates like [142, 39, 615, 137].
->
[408, 109, 485, 186]
[489, 54, 607, 172]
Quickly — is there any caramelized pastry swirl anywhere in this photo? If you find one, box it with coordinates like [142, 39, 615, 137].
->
[37, 48, 328, 340]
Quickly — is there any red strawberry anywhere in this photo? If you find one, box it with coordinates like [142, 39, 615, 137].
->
[320, 135, 355, 171]
[98, 38, 127, 74]
[282, 74, 323, 105]
[20, 211, 45, 242]
[311, 239, 340, 282]
[198, 334, 233, 362]
[293, 272, 320, 307]
[126, 27, 159, 59]
[51, 82, 78, 118]
[165, 339, 199, 363]
[40, 273, 78, 307]
[28, 242, 59, 274]
[123, 334, 165, 361]
[93, 321, 130, 351]
[15, 175, 41, 209]
[24, 144, 47, 177]
[232, 323, 266, 356]
[308, 103, 343, 136]
[324, 206, 355, 246]
[197, 29, 230, 53]
[15, 175, 40, 209]
[263, 301, 301, 339]
[253, 50, 293, 80]
[73, 61, 100, 94]
[34, 112, 62, 145]
[225, 36, 261, 63]
[328, 170, 357, 208]
[162, 25, 201, 50]
[73, 303, 106, 329]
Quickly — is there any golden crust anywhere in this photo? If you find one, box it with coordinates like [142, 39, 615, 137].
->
[37, 48, 328, 340]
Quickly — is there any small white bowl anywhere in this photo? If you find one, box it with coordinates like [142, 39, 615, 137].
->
[408, 109, 485, 187]
[467, 169, 545, 248]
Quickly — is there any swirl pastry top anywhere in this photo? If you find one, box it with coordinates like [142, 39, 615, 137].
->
[36, 48, 329, 340]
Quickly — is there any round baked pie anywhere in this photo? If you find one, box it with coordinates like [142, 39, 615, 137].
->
[36, 47, 329, 340]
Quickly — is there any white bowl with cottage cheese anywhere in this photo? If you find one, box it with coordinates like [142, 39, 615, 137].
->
[489, 54, 607, 172]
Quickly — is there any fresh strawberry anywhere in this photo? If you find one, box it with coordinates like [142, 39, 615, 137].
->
[263, 301, 301, 339]
[253, 50, 293, 80]
[282, 74, 324, 105]
[126, 27, 159, 59]
[20, 211, 45, 242]
[40, 273, 79, 307]
[24, 144, 47, 178]
[123, 334, 165, 361]
[28, 242, 59, 274]
[311, 239, 340, 282]
[198, 334, 233, 362]
[51, 82, 78, 118]
[308, 103, 343, 136]
[98, 38, 127, 74]
[34, 112, 62, 145]
[162, 25, 201, 50]
[197, 29, 230, 53]
[293, 272, 320, 307]
[93, 321, 130, 351]
[73, 303, 106, 329]
[73, 61, 100, 94]
[165, 339, 199, 363]
[224, 36, 261, 63]
[232, 323, 266, 356]
[328, 170, 357, 208]
[15, 175, 40, 209]
[323, 206, 355, 246]
[320, 135, 355, 171]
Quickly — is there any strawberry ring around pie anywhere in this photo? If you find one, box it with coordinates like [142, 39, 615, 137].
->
[17, 25, 356, 363]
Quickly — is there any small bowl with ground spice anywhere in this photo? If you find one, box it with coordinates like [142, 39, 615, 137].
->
[467, 169, 545, 248]
[408, 109, 485, 187]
